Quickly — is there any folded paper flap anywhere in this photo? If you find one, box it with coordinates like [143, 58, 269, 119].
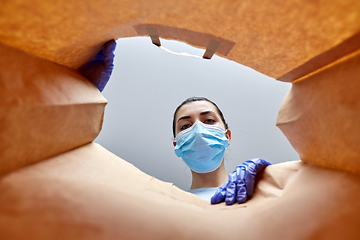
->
[1, 144, 360, 239]
[275, 85, 303, 125]
[146, 27, 161, 46]
[276, 50, 360, 173]
[0, 42, 107, 175]
[0, 43, 106, 107]
[277, 31, 360, 82]
[0, 104, 106, 176]
[134, 24, 235, 56]
[255, 161, 302, 199]
[1, 1, 360, 80]
[1, 143, 151, 187]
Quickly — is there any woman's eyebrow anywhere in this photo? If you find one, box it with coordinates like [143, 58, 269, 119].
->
[177, 115, 191, 123]
[177, 111, 216, 123]
[200, 111, 216, 116]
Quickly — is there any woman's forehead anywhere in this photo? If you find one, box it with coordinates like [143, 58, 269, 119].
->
[176, 101, 218, 119]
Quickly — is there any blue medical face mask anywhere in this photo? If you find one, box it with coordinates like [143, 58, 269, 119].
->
[174, 121, 229, 173]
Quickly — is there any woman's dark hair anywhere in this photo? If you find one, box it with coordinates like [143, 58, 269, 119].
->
[172, 97, 229, 137]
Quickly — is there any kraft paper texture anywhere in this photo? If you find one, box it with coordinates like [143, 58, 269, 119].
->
[0, 143, 359, 240]
[277, 50, 360, 174]
[1, 1, 360, 239]
[0, 43, 107, 176]
[0, 0, 359, 81]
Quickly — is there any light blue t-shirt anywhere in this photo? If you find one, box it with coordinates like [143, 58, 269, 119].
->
[188, 187, 218, 202]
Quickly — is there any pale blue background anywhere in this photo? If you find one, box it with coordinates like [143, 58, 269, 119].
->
[95, 37, 299, 190]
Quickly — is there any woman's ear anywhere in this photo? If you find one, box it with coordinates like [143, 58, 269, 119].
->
[225, 129, 232, 145]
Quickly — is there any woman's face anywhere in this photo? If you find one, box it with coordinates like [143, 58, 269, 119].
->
[173, 101, 231, 144]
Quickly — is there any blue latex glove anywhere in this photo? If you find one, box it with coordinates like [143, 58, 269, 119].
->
[80, 39, 117, 92]
[211, 158, 271, 205]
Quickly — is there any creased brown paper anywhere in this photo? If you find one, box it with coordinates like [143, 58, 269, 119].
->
[0, 0, 359, 81]
[0, 43, 107, 176]
[277, 50, 360, 173]
[1, 143, 360, 240]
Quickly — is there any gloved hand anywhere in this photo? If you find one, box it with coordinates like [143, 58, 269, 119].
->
[211, 158, 271, 205]
[80, 39, 117, 92]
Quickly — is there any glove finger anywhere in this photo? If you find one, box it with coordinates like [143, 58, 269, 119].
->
[87, 49, 105, 63]
[252, 158, 272, 173]
[243, 158, 271, 196]
[210, 180, 228, 204]
[236, 166, 248, 203]
[242, 161, 255, 197]
[103, 39, 116, 69]
[225, 172, 237, 205]
[97, 74, 109, 92]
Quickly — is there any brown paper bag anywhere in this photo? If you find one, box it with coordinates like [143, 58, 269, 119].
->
[0, 0, 359, 80]
[277, 50, 360, 173]
[0, 43, 107, 176]
[1, 143, 360, 240]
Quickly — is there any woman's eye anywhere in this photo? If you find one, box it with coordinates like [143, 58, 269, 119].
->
[180, 124, 191, 130]
[204, 119, 215, 124]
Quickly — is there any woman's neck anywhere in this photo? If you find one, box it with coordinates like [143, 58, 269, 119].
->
[190, 161, 228, 189]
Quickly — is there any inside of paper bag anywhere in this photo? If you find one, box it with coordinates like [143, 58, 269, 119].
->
[1, 0, 360, 239]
